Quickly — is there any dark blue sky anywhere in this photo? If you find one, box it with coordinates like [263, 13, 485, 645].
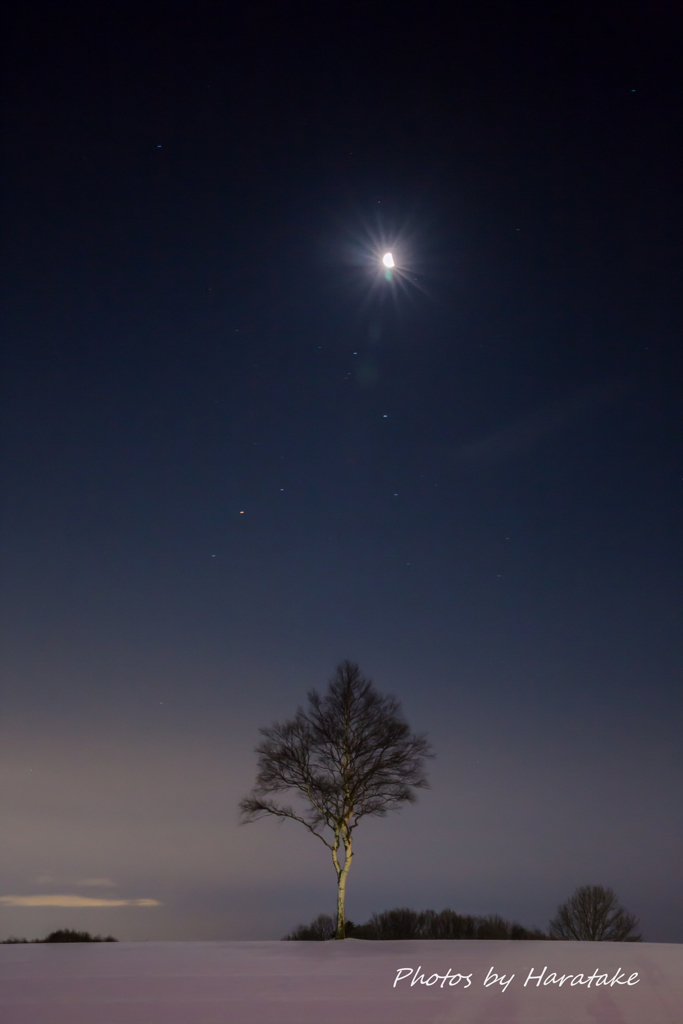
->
[1, 1, 681, 942]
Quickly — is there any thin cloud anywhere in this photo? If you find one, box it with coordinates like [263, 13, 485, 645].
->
[456, 379, 630, 464]
[0, 895, 161, 907]
[74, 878, 116, 888]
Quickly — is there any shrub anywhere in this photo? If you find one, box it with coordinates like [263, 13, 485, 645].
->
[283, 914, 337, 940]
[43, 930, 117, 943]
[2, 930, 117, 944]
[284, 907, 548, 941]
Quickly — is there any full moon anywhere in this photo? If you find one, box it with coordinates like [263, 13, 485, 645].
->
[382, 252, 394, 267]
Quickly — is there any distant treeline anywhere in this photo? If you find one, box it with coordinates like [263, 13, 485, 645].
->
[284, 907, 547, 941]
[2, 929, 117, 944]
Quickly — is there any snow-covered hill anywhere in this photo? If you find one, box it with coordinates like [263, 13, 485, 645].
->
[1, 938, 681, 1022]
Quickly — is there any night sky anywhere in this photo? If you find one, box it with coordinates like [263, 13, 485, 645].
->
[2, 2, 681, 943]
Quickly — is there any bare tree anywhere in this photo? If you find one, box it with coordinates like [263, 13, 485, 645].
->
[549, 885, 642, 941]
[239, 660, 434, 939]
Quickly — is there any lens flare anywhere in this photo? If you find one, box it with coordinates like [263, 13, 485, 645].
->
[337, 209, 430, 311]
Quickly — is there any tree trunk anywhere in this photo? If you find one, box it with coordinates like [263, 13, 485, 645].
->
[334, 830, 353, 939]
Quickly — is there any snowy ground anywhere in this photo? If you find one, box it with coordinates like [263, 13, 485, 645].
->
[1, 938, 681, 1023]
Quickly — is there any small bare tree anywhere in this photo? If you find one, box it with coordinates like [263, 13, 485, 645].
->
[239, 660, 434, 939]
[549, 885, 642, 941]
